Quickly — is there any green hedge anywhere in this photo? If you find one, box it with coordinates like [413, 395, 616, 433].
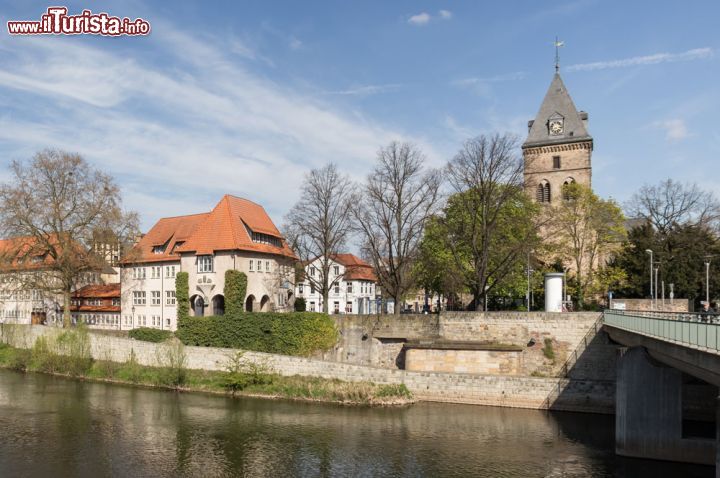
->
[294, 297, 306, 312]
[225, 270, 248, 315]
[176, 272, 189, 321]
[129, 327, 174, 343]
[176, 312, 337, 356]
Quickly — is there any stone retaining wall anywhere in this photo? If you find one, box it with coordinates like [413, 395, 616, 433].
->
[0, 325, 615, 413]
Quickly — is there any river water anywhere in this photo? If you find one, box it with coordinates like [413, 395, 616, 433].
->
[0, 369, 712, 477]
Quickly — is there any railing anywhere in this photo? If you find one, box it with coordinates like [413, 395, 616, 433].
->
[603, 309, 720, 353]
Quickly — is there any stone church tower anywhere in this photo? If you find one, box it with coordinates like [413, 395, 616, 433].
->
[523, 73, 592, 204]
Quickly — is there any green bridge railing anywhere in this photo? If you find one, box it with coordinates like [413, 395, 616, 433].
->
[604, 309, 720, 353]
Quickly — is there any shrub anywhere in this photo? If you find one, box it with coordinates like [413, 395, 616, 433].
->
[225, 270, 248, 315]
[176, 272, 190, 321]
[129, 327, 173, 343]
[8, 348, 32, 372]
[154, 339, 188, 387]
[376, 383, 412, 399]
[222, 351, 273, 393]
[177, 312, 337, 356]
[542, 338, 555, 362]
[294, 297, 306, 312]
[117, 349, 143, 383]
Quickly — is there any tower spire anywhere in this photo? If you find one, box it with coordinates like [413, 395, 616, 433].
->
[554, 37, 564, 72]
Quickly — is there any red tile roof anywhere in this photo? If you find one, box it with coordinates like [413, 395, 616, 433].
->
[123, 195, 295, 264]
[72, 283, 120, 299]
[331, 253, 378, 282]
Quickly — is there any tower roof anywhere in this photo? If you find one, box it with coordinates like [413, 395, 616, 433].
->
[523, 73, 592, 148]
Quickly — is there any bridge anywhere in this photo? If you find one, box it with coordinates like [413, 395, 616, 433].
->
[603, 309, 720, 471]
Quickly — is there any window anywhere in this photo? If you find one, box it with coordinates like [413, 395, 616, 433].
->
[333, 266, 340, 275]
[563, 178, 576, 201]
[132, 291, 146, 305]
[166, 290, 176, 305]
[334, 284, 340, 294]
[197, 255, 213, 273]
[152, 245, 165, 254]
[309, 301, 316, 312]
[166, 318, 170, 326]
[112, 298, 120, 306]
[552, 156, 561, 169]
[333, 301, 340, 314]
[347, 282, 353, 294]
[310, 266, 316, 277]
[265, 261, 270, 272]
[249, 260, 254, 271]
[141, 268, 146, 279]
[298, 283, 304, 294]
[345, 301, 352, 313]
[151, 291, 161, 306]
[310, 284, 315, 294]
[537, 182, 551, 203]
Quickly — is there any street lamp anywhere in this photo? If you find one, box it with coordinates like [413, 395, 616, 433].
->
[645, 249, 654, 309]
[131, 305, 135, 329]
[705, 258, 711, 306]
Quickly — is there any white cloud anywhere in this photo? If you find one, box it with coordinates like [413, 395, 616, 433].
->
[439, 10, 453, 19]
[567, 47, 713, 72]
[326, 84, 402, 96]
[0, 27, 428, 229]
[289, 36, 303, 50]
[654, 119, 690, 141]
[408, 12, 431, 26]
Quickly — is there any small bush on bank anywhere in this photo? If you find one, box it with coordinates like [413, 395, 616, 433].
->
[117, 349, 143, 383]
[294, 298, 306, 312]
[129, 327, 173, 343]
[222, 351, 274, 393]
[176, 312, 337, 356]
[154, 339, 188, 387]
[542, 338, 555, 362]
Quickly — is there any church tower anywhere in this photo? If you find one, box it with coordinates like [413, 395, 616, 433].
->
[523, 73, 592, 204]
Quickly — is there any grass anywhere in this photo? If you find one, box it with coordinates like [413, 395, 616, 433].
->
[0, 342, 413, 406]
[542, 338, 556, 362]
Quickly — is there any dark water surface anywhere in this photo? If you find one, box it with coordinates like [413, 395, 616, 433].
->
[0, 369, 712, 477]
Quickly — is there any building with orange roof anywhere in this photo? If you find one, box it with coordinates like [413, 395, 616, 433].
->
[120, 195, 296, 330]
[295, 253, 379, 314]
[68, 283, 121, 329]
[0, 235, 110, 325]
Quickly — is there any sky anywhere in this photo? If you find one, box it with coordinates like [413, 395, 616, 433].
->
[0, 1, 718, 231]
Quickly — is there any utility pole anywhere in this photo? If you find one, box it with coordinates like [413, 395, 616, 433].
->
[705, 259, 711, 306]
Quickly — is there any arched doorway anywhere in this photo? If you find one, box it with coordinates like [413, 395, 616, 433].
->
[260, 295, 271, 312]
[191, 295, 205, 317]
[212, 295, 225, 316]
[245, 294, 255, 312]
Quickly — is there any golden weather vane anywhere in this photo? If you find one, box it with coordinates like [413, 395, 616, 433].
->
[554, 37, 565, 72]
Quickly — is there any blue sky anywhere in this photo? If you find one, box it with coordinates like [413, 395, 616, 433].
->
[1, 1, 718, 230]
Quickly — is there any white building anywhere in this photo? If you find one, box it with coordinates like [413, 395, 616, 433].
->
[120, 195, 296, 330]
[295, 254, 378, 314]
[0, 235, 105, 325]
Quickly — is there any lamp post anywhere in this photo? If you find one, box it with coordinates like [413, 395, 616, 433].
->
[705, 258, 711, 306]
[654, 266, 659, 309]
[131, 305, 135, 329]
[645, 249, 654, 309]
[526, 253, 533, 311]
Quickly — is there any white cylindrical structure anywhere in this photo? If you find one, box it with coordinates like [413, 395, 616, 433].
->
[544, 273, 564, 312]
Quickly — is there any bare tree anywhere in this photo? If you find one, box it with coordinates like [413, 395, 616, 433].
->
[626, 179, 720, 234]
[443, 134, 541, 310]
[353, 142, 441, 314]
[284, 163, 355, 313]
[0, 150, 139, 327]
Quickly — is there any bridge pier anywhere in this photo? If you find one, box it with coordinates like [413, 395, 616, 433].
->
[616, 346, 716, 466]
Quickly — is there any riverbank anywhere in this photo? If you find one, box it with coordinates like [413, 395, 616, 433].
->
[0, 342, 414, 406]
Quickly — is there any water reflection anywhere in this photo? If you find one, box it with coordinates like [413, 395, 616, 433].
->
[0, 370, 712, 477]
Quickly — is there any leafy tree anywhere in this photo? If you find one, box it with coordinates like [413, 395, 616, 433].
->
[443, 134, 541, 311]
[414, 216, 465, 306]
[548, 183, 626, 306]
[612, 222, 720, 306]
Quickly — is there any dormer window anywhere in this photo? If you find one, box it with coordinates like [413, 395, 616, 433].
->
[197, 255, 213, 273]
[152, 245, 165, 254]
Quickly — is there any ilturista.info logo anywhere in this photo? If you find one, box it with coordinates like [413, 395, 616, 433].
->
[7, 7, 151, 36]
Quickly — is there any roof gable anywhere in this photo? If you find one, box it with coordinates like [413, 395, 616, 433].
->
[524, 73, 592, 148]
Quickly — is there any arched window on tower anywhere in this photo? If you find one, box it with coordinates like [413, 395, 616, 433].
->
[562, 178, 575, 201]
[537, 181, 551, 203]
